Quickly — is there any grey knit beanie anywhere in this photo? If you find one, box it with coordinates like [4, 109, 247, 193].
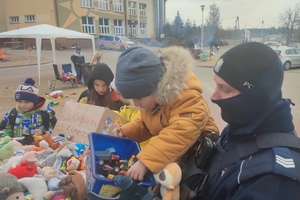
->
[115, 47, 164, 99]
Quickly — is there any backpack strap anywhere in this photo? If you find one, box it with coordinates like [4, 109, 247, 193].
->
[220, 132, 300, 170]
[41, 110, 57, 131]
[0, 108, 18, 137]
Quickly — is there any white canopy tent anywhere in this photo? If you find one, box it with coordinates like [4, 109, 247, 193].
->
[0, 24, 96, 84]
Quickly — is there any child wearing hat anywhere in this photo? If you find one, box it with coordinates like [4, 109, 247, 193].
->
[78, 63, 124, 110]
[0, 78, 57, 144]
[110, 79, 151, 149]
[71, 46, 85, 83]
[115, 46, 219, 181]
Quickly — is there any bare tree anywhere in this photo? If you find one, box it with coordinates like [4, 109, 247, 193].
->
[206, 3, 222, 42]
[279, 3, 300, 45]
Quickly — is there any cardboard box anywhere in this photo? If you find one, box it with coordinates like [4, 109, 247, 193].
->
[52, 101, 128, 143]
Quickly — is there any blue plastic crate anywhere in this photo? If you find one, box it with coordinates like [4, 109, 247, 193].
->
[86, 132, 156, 196]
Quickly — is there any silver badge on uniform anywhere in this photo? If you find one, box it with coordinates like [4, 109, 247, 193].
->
[214, 58, 224, 73]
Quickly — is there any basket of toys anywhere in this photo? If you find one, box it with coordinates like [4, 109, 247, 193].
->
[86, 132, 156, 198]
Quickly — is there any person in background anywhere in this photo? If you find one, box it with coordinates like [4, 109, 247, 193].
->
[115, 46, 219, 181]
[71, 46, 85, 84]
[78, 64, 124, 111]
[0, 78, 57, 145]
[202, 42, 300, 200]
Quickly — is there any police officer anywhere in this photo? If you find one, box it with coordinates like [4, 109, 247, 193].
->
[202, 42, 300, 199]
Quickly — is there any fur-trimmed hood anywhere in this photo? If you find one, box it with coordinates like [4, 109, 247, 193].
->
[154, 46, 201, 105]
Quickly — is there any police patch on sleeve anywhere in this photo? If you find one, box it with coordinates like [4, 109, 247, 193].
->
[214, 58, 224, 73]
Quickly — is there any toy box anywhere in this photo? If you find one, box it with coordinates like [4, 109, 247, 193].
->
[86, 132, 156, 198]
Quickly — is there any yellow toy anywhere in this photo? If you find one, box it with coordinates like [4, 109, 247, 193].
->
[153, 163, 182, 200]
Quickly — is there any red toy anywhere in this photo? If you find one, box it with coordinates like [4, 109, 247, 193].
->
[8, 162, 38, 179]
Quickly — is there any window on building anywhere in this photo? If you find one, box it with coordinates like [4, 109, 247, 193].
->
[98, 0, 109, 10]
[82, 17, 95, 34]
[140, 23, 147, 35]
[25, 15, 35, 22]
[99, 18, 110, 34]
[114, 19, 124, 34]
[139, 3, 146, 17]
[130, 26, 137, 36]
[81, 0, 93, 8]
[128, 1, 136, 16]
[9, 16, 19, 23]
[113, 0, 123, 12]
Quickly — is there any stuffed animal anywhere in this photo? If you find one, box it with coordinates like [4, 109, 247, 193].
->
[58, 170, 87, 200]
[60, 155, 86, 174]
[37, 166, 65, 191]
[153, 163, 182, 200]
[10, 139, 34, 152]
[8, 162, 38, 179]
[32, 134, 60, 150]
[18, 177, 50, 200]
[2, 151, 38, 172]
[52, 147, 72, 170]
[0, 136, 14, 166]
[0, 172, 25, 200]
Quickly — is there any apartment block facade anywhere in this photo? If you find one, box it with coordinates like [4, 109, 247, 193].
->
[0, 0, 167, 41]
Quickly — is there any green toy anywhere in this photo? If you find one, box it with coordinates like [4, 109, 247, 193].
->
[0, 136, 14, 166]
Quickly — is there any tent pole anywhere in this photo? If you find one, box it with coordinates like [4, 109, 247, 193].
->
[36, 38, 42, 85]
[50, 38, 56, 64]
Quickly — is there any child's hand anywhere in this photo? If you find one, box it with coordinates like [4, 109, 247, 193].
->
[127, 161, 148, 181]
[34, 129, 43, 136]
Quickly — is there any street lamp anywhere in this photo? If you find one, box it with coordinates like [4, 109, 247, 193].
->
[261, 20, 264, 42]
[200, 5, 205, 51]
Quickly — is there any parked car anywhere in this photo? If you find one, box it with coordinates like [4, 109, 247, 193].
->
[288, 43, 300, 48]
[264, 41, 281, 49]
[97, 35, 136, 51]
[275, 46, 300, 70]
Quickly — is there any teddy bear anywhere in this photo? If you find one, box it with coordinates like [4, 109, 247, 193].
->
[0, 172, 25, 200]
[153, 163, 182, 200]
[0, 136, 14, 166]
[58, 170, 87, 200]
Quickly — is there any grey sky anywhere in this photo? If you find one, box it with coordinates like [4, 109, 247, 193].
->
[165, 0, 299, 29]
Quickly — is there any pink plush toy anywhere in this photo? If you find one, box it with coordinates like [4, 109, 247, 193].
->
[51, 194, 67, 200]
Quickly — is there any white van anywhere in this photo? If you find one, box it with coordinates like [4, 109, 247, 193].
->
[97, 35, 136, 51]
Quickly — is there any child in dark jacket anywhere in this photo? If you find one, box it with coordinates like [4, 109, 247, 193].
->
[78, 64, 124, 110]
[0, 78, 57, 144]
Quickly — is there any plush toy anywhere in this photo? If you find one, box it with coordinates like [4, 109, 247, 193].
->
[60, 155, 86, 174]
[32, 134, 60, 150]
[153, 163, 182, 200]
[0, 172, 25, 200]
[0, 136, 14, 166]
[58, 170, 87, 200]
[43, 134, 61, 150]
[18, 177, 49, 200]
[74, 143, 89, 156]
[2, 151, 38, 172]
[52, 147, 72, 171]
[37, 166, 65, 191]
[8, 162, 38, 179]
[10, 139, 34, 152]
[51, 193, 67, 200]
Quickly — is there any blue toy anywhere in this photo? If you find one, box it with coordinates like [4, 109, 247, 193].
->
[74, 143, 89, 156]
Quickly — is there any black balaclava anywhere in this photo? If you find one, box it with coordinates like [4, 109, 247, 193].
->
[211, 42, 283, 130]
